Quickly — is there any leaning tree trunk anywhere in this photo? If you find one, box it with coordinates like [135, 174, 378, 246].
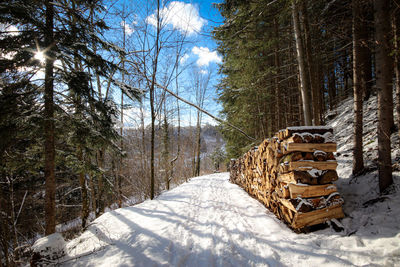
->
[44, 0, 56, 235]
[374, 0, 394, 193]
[292, 0, 312, 126]
[352, 0, 365, 175]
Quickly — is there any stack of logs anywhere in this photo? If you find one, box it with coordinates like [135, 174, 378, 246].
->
[230, 126, 344, 231]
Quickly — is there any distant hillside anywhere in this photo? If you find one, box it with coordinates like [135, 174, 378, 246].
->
[125, 123, 226, 170]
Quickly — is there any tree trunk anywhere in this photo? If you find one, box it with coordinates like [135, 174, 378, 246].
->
[90, 6, 105, 218]
[352, 0, 365, 175]
[118, 19, 126, 208]
[77, 148, 89, 228]
[374, 0, 393, 193]
[97, 149, 105, 216]
[327, 39, 337, 112]
[44, 0, 56, 235]
[315, 34, 325, 124]
[140, 100, 147, 180]
[194, 111, 201, 177]
[292, 0, 312, 125]
[363, 1, 373, 101]
[88, 174, 96, 217]
[0, 189, 9, 266]
[150, 86, 155, 199]
[274, 18, 282, 130]
[71, 3, 90, 228]
[300, 0, 320, 125]
[393, 11, 400, 140]
[162, 102, 170, 190]
[150, 0, 161, 200]
[175, 57, 181, 180]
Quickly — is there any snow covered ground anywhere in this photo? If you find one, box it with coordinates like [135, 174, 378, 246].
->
[59, 174, 400, 266]
[58, 94, 400, 266]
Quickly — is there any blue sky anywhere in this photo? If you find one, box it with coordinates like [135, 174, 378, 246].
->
[104, 0, 225, 128]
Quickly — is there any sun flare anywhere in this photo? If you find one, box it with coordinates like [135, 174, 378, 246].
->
[34, 51, 45, 64]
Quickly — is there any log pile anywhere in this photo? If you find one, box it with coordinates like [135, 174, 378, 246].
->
[229, 126, 344, 231]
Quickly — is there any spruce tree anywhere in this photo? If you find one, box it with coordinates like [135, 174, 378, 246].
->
[0, 0, 141, 238]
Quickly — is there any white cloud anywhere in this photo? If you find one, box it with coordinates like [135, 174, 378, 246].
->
[192, 46, 222, 67]
[199, 69, 208, 75]
[180, 53, 189, 64]
[146, 1, 206, 36]
[121, 21, 134, 36]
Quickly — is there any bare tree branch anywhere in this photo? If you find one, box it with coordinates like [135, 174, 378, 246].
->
[154, 81, 256, 141]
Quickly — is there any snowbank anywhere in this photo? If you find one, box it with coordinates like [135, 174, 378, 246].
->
[31, 233, 66, 265]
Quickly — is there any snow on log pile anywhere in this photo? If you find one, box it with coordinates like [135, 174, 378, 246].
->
[230, 126, 344, 231]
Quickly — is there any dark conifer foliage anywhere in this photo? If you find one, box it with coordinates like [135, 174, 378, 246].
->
[214, 0, 396, 191]
[0, 0, 140, 262]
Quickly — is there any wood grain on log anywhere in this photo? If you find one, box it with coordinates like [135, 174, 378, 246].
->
[288, 183, 337, 198]
[282, 142, 337, 154]
[291, 206, 344, 229]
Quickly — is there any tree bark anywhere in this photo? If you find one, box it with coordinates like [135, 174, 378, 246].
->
[88, 174, 96, 217]
[89, 6, 105, 217]
[393, 10, 400, 140]
[71, 1, 89, 229]
[162, 102, 170, 190]
[374, 0, 393, 193]
[140, 100, 147, 181]
[352, 0, 365, 175]
[44, 0, 56, 235]
[292, 0, 312, 125]
[175, 53, 181, 181]
[150, 0, 161, 199]
[97, 149, 105, 216]
[300, 0, 320, 125]
[362, 1, 373, 101]
[119, 18, 126, 208]
[194, 111, 201, 177]
[77, 148, 89, 228]
[150, 84, 155, 200]
[274, 18, 282, 130]
[328, 39, 337, 112]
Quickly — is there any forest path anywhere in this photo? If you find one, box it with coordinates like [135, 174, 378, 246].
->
[62, 173, 395, 266]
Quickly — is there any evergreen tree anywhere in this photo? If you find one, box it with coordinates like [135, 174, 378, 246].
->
[0, 0, 140, 241]
[210, 147, 226, 171]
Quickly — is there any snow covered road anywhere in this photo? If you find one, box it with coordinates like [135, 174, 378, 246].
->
[63, 173, 399, 266]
